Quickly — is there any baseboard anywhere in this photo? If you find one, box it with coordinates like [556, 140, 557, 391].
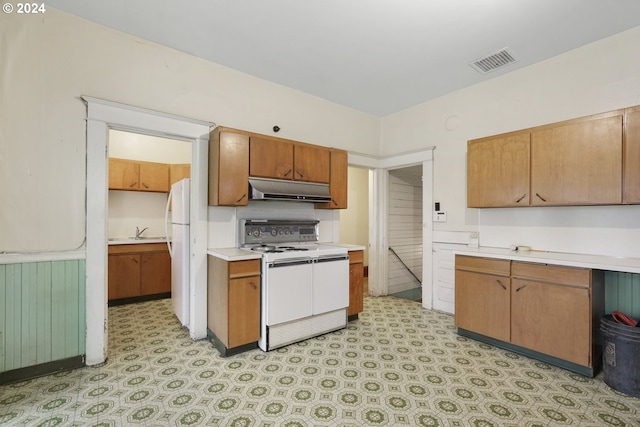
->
[109, 292, 171, 307]
[0, 355, 85, 385]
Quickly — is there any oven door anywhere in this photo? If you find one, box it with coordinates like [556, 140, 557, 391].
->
[265, 258, 313, 325]
[312, 255, 349, 315]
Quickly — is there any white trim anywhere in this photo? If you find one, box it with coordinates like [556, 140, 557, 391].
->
[349, 148, 434, 300]
[84, 96, 212, 365]
[0, 251, 86, 265]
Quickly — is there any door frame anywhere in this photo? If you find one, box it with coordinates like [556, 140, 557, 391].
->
[348, 148, 434, 309]
[84, 97, 212, 365]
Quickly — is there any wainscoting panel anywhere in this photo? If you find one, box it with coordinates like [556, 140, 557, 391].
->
[604, 271, 640, 318]
[0, 259, 86, 373]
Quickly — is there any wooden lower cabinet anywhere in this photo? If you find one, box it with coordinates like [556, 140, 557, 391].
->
[455, 256, 511, 342]
[208, 256, 261, 355]
[455, 255, 604, 376]
[348, 250, 364, 319]
[108, 243, 171, 302]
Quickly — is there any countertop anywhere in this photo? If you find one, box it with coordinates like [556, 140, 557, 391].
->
[108, 237, 168, 245]
[207, 243, 365, 262]
[454, 246, 640, 274]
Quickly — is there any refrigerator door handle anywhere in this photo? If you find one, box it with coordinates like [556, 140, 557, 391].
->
[165, 186, 174, 258]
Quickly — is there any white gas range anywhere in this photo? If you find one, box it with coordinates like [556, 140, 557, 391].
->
[240, 219, 349, 351]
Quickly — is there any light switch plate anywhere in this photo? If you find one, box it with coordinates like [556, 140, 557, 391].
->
[432, 211, 447, 222]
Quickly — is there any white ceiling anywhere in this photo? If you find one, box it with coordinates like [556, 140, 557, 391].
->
[47, 0, 640, 117]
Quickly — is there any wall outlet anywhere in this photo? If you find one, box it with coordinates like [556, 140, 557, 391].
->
[432, 211, 447, 222]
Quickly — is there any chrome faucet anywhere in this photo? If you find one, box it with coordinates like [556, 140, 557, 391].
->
[135, 226, 149, 239]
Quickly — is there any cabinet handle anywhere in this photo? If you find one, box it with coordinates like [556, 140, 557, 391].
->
[236, 193, 247, 203]
[535, 193, 547, 202]
[129, 182, 138, 188]
[516, 284, 527, 292]
[496, 279, 507, 290]
[249, 280, 257, 289]
[515, 193, 527, 203]
[295, 169, 305, 179]
[132, 258, 139, 264]
[283, 168, 292, 177]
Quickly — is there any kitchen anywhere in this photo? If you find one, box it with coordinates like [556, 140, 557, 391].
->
[2, 3, 640, 425]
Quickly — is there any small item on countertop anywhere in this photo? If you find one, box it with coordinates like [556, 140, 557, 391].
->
[510, 245, 531, 252]
[612, 311, 639, 327]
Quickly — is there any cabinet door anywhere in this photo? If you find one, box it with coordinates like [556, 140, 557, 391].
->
[348, 252, 364, 317]
[511, 279, 591, 366]
[170, 164, 191, 186]
[139, 161, 169, 192]
[108, 158, 139, 190]
[108, 254, 140, 300]
[624, 107, 640, 203]
[228, 275, 261, 348]
[467, 133, 530, 207]
[293, 144, 330, 183]
[249, 137, 294, 179]
[455, 270, 510, 342]
[531, 115, 623, 205]
[209, 130, 249, 206]
[140, 251, 171, 296]
[316, 149, 348, 209]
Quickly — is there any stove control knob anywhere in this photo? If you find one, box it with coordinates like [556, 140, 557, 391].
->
[252, 229, 261, 238]
[271, 229, 278, 236]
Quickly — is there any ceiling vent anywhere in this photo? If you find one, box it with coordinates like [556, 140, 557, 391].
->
[470, 48, 518, 74]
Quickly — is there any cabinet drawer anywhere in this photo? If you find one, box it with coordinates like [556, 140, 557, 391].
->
[229, 259, 261, 278]
[511, 262, 590, 288]
[455, 255, 510, 276]
[349, 250, 364, 264]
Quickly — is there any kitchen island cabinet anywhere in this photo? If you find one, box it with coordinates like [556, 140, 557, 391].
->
[208, 256, 261, 356]
[454, 254, 604, 376]
[208, 128, 249, 206]
[347, 250, 364, 320]
[108, 243, 171, 304]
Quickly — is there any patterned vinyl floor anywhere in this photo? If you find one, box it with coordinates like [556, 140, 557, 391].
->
[1, 296, 639, 427]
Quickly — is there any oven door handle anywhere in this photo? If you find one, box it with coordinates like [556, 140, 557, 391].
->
[268, 258, 312, 268]
[313, 254, 349, 263]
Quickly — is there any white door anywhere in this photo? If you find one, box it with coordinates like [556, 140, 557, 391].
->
[312, 257, 349, 315]
[266, 260, 313, 325]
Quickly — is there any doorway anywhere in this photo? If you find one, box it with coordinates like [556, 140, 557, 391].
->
[107, 130, 191, 306]
[84, 97, 211, 366]
[387, 165, 423, 302]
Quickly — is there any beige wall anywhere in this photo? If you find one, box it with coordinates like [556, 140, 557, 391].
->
[0, 8, 378, 252]
[340, 167, 369, 265]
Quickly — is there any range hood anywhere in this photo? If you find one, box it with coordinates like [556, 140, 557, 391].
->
[249, 177, 331, 202]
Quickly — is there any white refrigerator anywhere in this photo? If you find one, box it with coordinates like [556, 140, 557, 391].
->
[165, 178, 190, 327]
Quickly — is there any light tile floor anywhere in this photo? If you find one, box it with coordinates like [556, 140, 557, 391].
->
[1, 296, 639, 426]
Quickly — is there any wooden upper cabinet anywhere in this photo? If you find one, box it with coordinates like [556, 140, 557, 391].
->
[293, 144, 330, 183]
[109, 158, 169, 192]
[624, 107, 640, 204]
[249, 137, 294, 179]
[209, 128, 250, 206]
[109, 158, 139, 190]
[316, 149, 348, 209]
[467, 132, 531, 208]
[138, 160, 169, 192]
[531, 114, 623, 206]
[170, 163, 191, 186]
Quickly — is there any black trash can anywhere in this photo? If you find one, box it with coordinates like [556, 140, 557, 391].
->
[601, 314, 640, 397]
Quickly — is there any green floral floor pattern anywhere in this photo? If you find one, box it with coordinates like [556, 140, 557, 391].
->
[1, 296, 638, 426]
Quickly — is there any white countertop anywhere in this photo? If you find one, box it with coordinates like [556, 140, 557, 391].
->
[108, 237, 168, 245]
[207, 243, 365, 261]
[454, 246, 640, 274]
[207, 248, 262, 261]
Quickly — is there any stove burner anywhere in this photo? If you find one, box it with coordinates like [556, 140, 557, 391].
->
[278, 246, 309, 252]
